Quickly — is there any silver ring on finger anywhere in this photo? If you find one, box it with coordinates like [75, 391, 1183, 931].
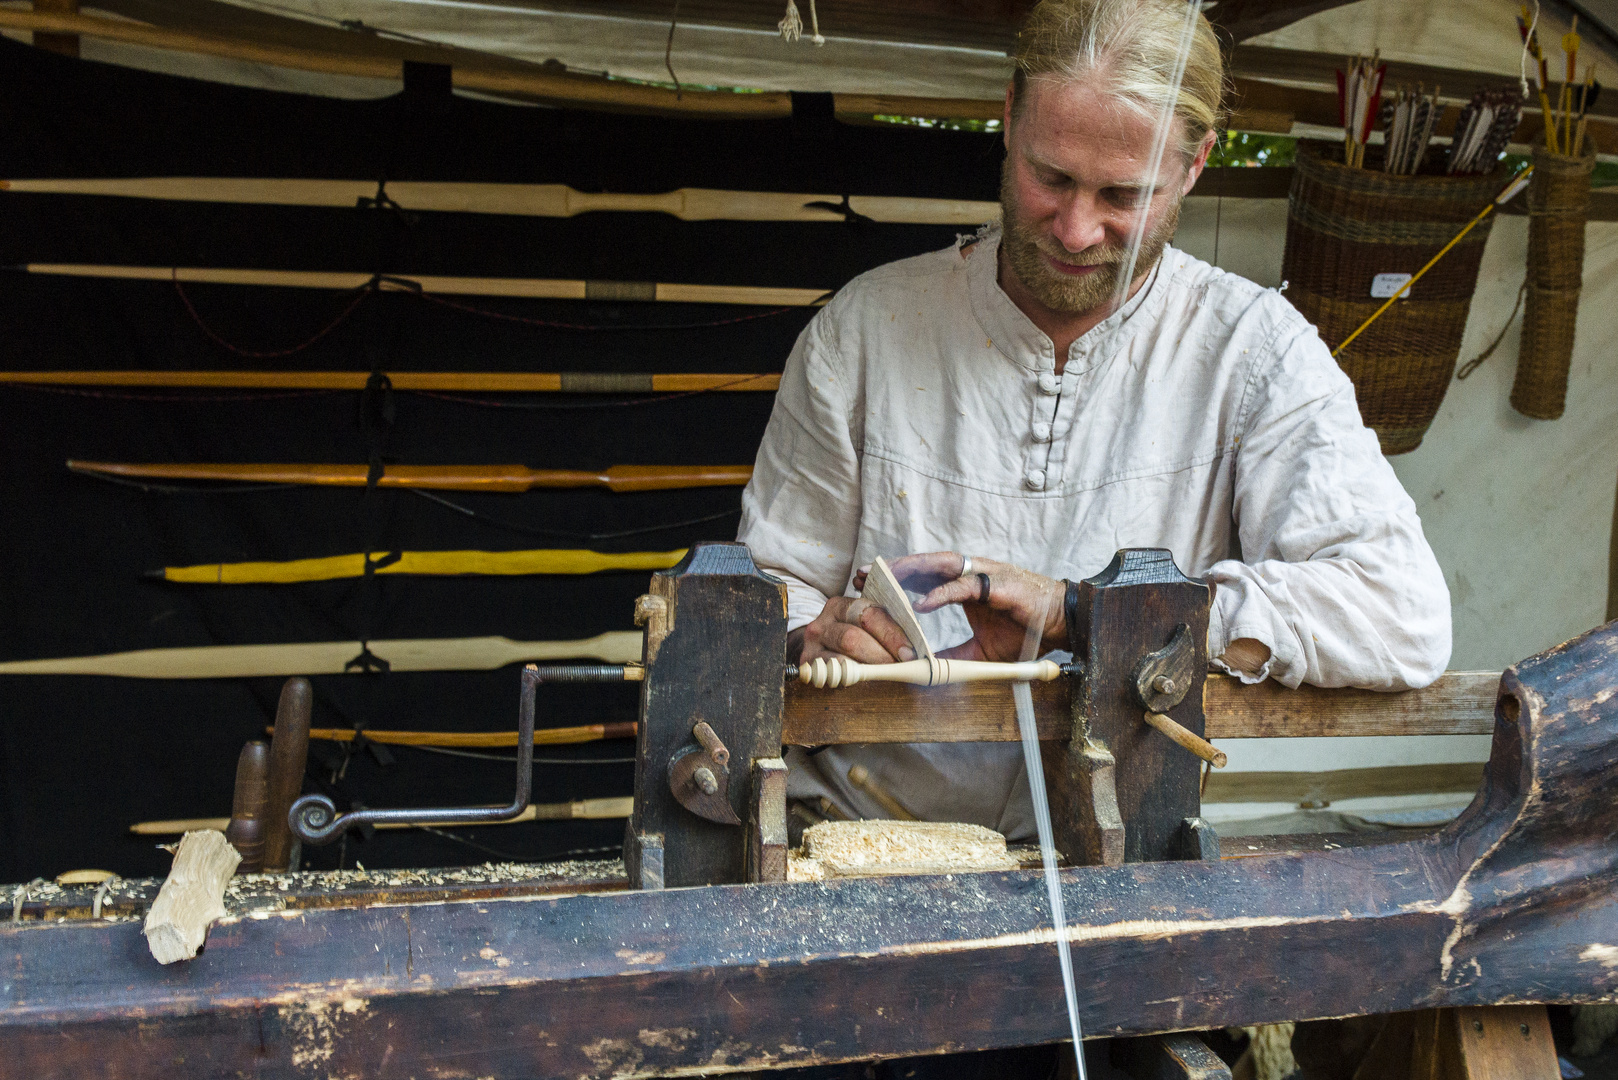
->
[977, 572, 991, 605]
[959, 555, 973, 578]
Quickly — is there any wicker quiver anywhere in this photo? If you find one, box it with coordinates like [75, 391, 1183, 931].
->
[1282, 142, 1502, 454]
[1512, 147, 1593, 420]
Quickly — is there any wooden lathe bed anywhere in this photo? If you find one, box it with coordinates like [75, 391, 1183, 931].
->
[2, 543, 1614, 1079]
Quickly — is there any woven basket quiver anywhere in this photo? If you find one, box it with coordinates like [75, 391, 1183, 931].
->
[1282, 142, 1502, 453]
[1512, 147, 1593, 419]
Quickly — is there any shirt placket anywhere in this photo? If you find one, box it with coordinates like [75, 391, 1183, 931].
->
[1024, 342, 1061, 493]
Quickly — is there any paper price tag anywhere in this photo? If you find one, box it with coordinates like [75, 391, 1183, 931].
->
[1371, 273, 1413, 299]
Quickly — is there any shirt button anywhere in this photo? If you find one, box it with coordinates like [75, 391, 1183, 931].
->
[1032, 421, 1052, 442]
[1025, 469, 1046, 490]
[1037, 373, 1059, 395]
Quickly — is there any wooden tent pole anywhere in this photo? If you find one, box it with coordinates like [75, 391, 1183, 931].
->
[0, 8, 1003, 123]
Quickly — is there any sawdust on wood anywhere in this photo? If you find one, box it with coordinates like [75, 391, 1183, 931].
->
[788, 820, 1017, 881]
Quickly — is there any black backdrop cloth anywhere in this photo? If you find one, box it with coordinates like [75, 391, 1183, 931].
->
[0, 39, 1003, 881]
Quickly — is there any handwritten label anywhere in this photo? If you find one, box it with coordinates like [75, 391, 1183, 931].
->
[1371, 272, 1413, 299]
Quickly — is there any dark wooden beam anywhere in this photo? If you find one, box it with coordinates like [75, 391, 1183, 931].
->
[1205, 0, 1362, 45]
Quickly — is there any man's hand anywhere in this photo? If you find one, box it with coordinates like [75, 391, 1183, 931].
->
[857, 552, 1067, 663]
[790, 596, 917, 665]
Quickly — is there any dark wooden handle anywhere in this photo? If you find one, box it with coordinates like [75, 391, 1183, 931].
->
[262, 678, 312, 873]
[223, 741, 269, 873]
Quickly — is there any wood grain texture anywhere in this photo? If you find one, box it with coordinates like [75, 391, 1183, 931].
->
[630, 543, 788, 887]
[859, 557, 935, 660]
[780, 671, 1501, 744]
[140, 831, 239, 964]
[261, 679, 310, 874]
[5, 611, 1615, 1075]
[1202, 762, 1486, 804]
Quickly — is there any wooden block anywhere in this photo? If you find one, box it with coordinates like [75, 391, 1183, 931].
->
[1114, 1032, 1234, 1079]
[142, 830, 240, 964]
[860, 556, 935, 660]
[625, 829, 664, 891]
[630, 542, 787, 887]
[1049, 550, 1211, 865]
[1171, 816, 1221, 861]
[747, 758, 788, 883]
[1452, 1005, 1560, 1080]
[788, 820, 1017, 880]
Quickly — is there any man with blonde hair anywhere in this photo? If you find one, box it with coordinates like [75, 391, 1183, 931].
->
[737, 0, 1450, 833]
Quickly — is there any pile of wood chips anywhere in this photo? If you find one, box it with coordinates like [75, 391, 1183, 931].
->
[787, 820, 1018, 881]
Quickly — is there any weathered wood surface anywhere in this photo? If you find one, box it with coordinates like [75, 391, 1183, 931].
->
[3, 623, 1613, 1077]
[782, 670, 1501, 744]
[1203, 762, 1485, 804]
[630, 543, 787, 888]
[1048, 549, 1211, 864]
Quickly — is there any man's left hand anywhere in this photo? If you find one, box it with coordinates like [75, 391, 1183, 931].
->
[855, 552, 1067, 663]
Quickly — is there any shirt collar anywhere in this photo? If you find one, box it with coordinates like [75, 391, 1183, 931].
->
[967, 227, 1173, 376]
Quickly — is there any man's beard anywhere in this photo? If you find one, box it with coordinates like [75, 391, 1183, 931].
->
[999, 161, 1181, 316]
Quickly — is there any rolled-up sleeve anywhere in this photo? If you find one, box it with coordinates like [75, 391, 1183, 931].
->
[1204, 315, 1452, 690]
[736, 308, 864, 630]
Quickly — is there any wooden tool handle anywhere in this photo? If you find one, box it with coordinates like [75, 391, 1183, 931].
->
[223, 741, 269, 873]
[798, 656, 1062, 688]
[262, 678, 312, 872]
[1143, 711, 1227, 768]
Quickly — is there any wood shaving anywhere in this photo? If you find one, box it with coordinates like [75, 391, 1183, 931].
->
[788, 820, 1018, 881]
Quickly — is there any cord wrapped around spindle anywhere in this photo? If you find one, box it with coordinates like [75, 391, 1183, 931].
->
[1512, 146, 1594, 420]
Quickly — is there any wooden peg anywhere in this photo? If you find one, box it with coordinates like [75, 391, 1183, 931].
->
[223, 741, 269, 873]
[262, 677, 312, 873]
[1144, 711, 1227, 768]
[847, 764, 917, 820]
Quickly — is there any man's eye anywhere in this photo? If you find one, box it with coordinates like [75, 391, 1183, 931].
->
[1035, 170, 1070, 188]
[1108, 188, 1149, 208]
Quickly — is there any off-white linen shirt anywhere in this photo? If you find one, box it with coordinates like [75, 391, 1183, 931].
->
[736, 229, 1451, 838]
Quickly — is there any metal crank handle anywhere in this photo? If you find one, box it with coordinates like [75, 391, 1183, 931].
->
[289, 661, 632, 845]
[798, 656, 1063, 688]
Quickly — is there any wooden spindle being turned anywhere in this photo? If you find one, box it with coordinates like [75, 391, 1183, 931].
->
[1143, 711, 1227, 769]
[223, 741, 269, 872]
[799, 656, 1061, 688]
[262, 677, 312, 873]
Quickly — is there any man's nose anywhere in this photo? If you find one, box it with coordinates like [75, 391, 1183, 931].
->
[1050, 192, 1110, 254]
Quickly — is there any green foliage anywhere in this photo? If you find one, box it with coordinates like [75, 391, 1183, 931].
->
[1208, 132, 1296, 168]
[871, 115, 1003, 133]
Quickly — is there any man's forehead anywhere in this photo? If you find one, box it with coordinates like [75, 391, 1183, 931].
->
[1015, 76, 1186, 186]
